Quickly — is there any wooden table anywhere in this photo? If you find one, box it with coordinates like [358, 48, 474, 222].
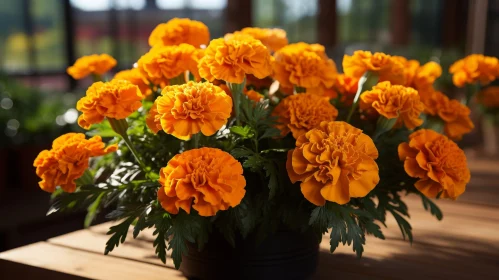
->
[1, 159, 499, 279]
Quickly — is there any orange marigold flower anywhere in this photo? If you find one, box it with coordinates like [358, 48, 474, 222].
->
[449, 54, 499, 87]
[77, 80, 144, 129]
[244, 89, 264, 102]
[234, 27, 288, 52]
[286, 121, 379, 205]
[398, 129, 470, 199]
[273, 93, 339, 139]
[67, 54, 116, 80]
[335, 74, 359, 96]
[273, 43, 337, 92]
[413, 61, 442, 90]
[151, 81, 232, 140]
[33, 133, 117, 193]
[148, 18, 210, 48]
[422, 90, 474, 140]
[114, 68, 151, 96]
[157, 147, 246, 216]
[360, 81, 424, 130]
[137, 44, 203, 87]
[477, 86, 499, 108]
[393, 56, 420, 87]
[146, 99, 162, 134]
[198, 34, 273, 84]
[343, 51, 405, 85]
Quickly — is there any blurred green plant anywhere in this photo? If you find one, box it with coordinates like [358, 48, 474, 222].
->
[0, 73, 81, 147]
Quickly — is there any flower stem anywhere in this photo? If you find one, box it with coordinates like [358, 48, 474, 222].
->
[92, 73, 103, 82]
[192, 133, 200, 149]
[108, 118, 149, 176]
[76, 169, 94, 186]
[346, 72, 377, 124]
[170, 73, 186, 85]
[464, 83, 479, 106]
[228, 77, 247, 126]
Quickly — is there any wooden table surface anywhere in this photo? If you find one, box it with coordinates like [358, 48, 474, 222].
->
[1, 159, 498, 280]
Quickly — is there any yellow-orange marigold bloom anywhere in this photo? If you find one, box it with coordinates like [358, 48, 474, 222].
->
[287, 121, 379, 205]
[360, 81, 424, 130]
[198, 34, 273, 84]
[273, 43, 337, 92]
[422, 90, 474, 140]
[77, 80, 144, 129]
[449, 54, 499, 87]
[413, 61, 442, 90]
[152, 81, 232, 140]
[398, 129, 470, 199]
[157, 147, 246, 216]
[114, 68, 151, 96]
[146, 99, 162, 134]
[33, 133, 117, 193]
[393, 56, 420, 87]
[234, 27, 288, 52]
[67, 54, 117, 80]
[335, 74, 359, 96]
[244, 89, 264, 102]
[148, 18, 210, 48]
[477, 86, 499, 108]
[343, 51, 405, 85]
[137, 44, 203, 87]
[273, 93, 338, 139]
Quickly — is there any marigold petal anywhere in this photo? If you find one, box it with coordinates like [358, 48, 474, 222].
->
[300, 177, 326, 206]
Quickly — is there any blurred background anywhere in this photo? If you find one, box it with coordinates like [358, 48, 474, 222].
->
[0, 0, 498, 253]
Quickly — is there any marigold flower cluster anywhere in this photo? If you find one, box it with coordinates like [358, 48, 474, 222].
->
[273, 93, 338, 139]
[147, 81, 232, 140]
[33, 133, 117, 193]
[67, 54, 116, 80]
[399, 129, 470, 199]
[114, 68, 151, 96]
[76, 79, 144, 129]
[449, 54, 499, 87]
[360, 81, 425, 130]
[198, 34, 274, 84]
[137, 44, 204, 88]
[232, 27, 288, 52]
[287, 121, 379, 205]
[35, 19, 488, 268]
[422, 90, 474, 140]
[273, 43, 337, 93]
[343, 50, 405, 85]
[148, 18, 210, 48]
[158, 147, 246, 216]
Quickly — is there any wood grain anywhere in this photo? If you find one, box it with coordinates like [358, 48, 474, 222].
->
[1, 166, 498, 280]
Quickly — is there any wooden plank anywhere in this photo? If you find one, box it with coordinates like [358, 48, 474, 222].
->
[0, 242, 185, 280]
[43, 194, 499, 279]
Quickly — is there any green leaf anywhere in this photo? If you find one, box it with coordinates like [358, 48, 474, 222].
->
[389, 209, 413, 243]
[152, 212, 172, 264]
[242, 155, 264, 172]
[230, 147, 254, 159]
[421, 195, 443, 221]
[84, 192, 105, 228]
[263, 160, 279, 199]
[230, 126, 254, 139]
[104, 215, 135, 255]
[167, 211, 211, 269]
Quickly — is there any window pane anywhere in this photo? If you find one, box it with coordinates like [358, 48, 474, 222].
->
[31, 0, 66, 71]
[253, 0, 318, 43]
[0, 0, 30, 72]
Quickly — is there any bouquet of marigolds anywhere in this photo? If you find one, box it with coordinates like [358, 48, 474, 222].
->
[34, 18, 499, 277]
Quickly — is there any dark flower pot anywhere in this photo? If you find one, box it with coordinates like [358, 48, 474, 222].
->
[180, 229, 320, 280]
